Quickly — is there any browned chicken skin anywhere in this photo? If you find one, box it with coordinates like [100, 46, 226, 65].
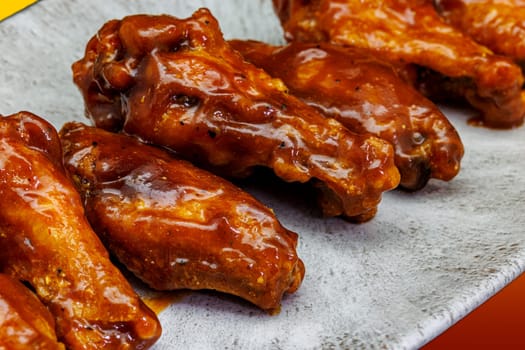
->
[229, 40, 464, 190]
[59, 122, 305, 311]
[72, 8, 400, 222]
[0, 274, 65, 350]
[273, 0, 525, 128]
[0, 112, 161, 349]
[435, 0, 525, 66]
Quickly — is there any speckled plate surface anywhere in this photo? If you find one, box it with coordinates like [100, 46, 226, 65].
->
[1, 0, 524, 349]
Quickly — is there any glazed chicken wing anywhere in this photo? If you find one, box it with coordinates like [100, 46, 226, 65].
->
[230, 40, 464, 190]
[0, 112, 161, 349]
[435, 0, 525, 67]
[0, 274, 65, 350]
[59, 122, 304, 311]
[273, 0, 525, 128]
[72, 8, 400, 222]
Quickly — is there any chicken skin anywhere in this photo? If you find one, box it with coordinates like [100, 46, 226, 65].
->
[229, 40, 464, 190]
[435, 0, 525, 67]
[59, 122, 305, 311]
[273, 0, 525, 128]
[72, 8, 400, 222]
[0, 112, 161, 349]
[0, 274, 65, 350]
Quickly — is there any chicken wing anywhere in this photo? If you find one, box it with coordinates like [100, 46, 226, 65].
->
[0, 274, 65, 350]
[72, 8, 400, 222]
[273, 0, 525, 128]
[229, 40, 464, 190]
[59, 122, 304, 311]
[435, 0, 525, 67]
[0, 112, 161, 349]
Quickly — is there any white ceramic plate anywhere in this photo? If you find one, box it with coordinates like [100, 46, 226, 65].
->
[1, 1, 524, 349]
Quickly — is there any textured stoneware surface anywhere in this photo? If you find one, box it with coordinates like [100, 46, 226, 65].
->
[1, 1, 524, 349]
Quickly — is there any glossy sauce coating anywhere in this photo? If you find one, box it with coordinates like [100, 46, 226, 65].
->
[72, 8, 400, 221]
[230, 40, 464, 190]
[436, 0, 525, 64]
[0, 112, 161, 350]
[0, 274, 65, 350]
[60, 122, 305, 311]
[273, 0, 525, 128]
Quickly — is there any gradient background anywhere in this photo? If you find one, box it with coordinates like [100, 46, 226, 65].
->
[424, 272, 525, 348]
[0, 0, 38, 21]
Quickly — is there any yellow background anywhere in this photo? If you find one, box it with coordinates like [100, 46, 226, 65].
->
[0, 0, 39, 21]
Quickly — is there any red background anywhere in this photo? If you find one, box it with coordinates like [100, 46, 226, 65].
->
[423, 272, 525, 349]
